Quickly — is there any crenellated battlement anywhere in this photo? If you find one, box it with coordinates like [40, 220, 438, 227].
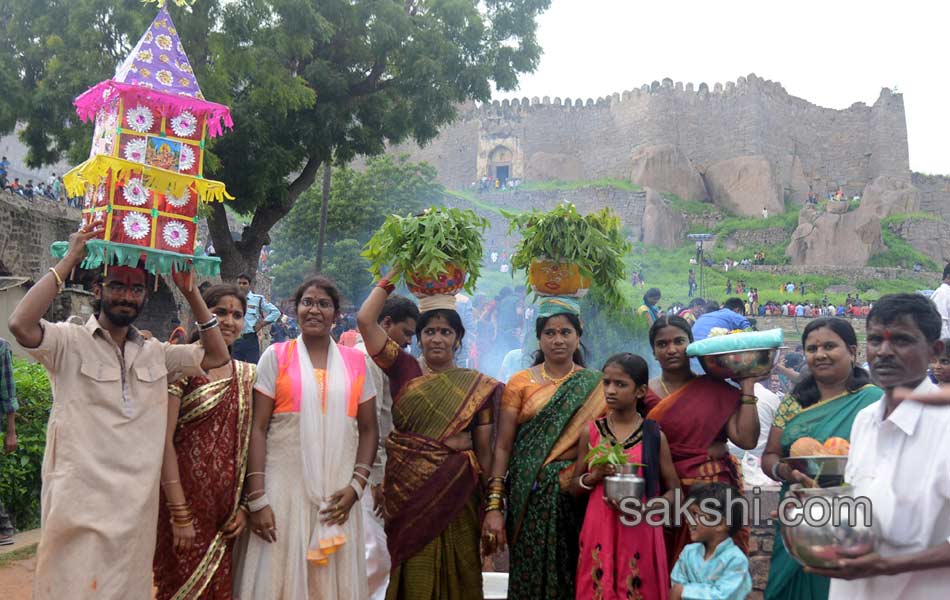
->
[464, 73, 900, 119]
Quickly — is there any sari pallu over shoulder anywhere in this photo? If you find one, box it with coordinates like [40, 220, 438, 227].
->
[646, 375, 741, 484]
[154, 360, 255, 600]
[383, 368, 502, 565]
[506, 368, 604, 545]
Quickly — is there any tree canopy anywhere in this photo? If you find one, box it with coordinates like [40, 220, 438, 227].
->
[2, 0, 550, 280]
[268, 153, 443, 303]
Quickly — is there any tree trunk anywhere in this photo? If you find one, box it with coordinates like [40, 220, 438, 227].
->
[206, 157, 324, 285]
[315, 162, 331, 271]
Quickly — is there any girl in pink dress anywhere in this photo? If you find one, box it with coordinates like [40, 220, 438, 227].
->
[571, 353, 681, 600]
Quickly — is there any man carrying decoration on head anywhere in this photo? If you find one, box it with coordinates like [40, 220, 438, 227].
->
[234, 272, 282, 364]
[8, 224, 230, 598]
[808, 293, 950, 599]
[8, 5, 237, 597]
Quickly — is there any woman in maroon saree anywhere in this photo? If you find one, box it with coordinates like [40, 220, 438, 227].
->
[644, 315, 760, 568]
[154, 285, 256, 599]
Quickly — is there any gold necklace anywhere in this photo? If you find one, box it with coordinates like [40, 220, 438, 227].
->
[542, 362, 576, 385]
[660, 372, 695, 396]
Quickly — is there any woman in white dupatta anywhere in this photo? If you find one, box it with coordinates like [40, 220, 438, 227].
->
[238, 277, 378, 599]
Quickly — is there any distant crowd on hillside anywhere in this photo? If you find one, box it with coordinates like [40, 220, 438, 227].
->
[0, 156, 82, 208]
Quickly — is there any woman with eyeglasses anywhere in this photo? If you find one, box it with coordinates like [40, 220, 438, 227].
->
[238, 276, 379, 599]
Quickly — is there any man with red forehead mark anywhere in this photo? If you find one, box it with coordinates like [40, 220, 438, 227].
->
[8, 223, 230, 599]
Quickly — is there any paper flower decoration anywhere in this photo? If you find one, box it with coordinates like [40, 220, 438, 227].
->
[126, 105, 154, 132]
[178, 145, 196, 171]
[55, 5, 233, 278]
[123, 178, 149, 206]
[162, 221, 189, 248]
[165, 189, 191, 208]
[122, 213, 150, 240]
[123, 138, 148, 163]
[171, 111, 197, 137]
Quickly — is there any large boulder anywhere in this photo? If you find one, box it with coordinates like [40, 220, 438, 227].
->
[857, 175, 921, 219]
[785, 209, 884, 266]
[525, 151, 585, 181]
[629, 144, 707, 202]
[887, 217, 950, 264]
[780, 154, 810, 205]
[703, 156, 784, 217]
[640, 187, 688, 249]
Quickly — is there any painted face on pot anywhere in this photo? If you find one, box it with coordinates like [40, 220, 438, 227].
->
[296, 286, 336, 338]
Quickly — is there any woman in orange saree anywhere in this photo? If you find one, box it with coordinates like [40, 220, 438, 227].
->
[644, 315, 760, 568]
[154, 285, 255, 599]
[481, 296, 606, 600]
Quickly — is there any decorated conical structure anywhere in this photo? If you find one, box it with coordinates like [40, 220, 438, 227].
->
[53, 6, 233, 275]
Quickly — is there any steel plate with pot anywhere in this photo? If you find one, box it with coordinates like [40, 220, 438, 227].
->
[699, 347, 780, 381]
[779, 483, 877, 569]
[781, 456, 849, 488]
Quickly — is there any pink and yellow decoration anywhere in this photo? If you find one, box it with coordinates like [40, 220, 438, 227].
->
[54, 6, 233, 276]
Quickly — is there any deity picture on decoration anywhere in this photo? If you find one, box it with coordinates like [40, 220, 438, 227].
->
[146, 137, 182, 171]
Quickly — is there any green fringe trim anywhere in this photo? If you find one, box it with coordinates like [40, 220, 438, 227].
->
[51, 240, 221, 277]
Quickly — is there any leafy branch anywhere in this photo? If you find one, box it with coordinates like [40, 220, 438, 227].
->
[504, 202, 631, 308]
[362, 206, 489, 294]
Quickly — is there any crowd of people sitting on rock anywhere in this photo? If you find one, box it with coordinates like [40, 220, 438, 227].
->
[0, 157, 83, 207]
[712, 254, 767, 271]
[472, 175, 525, 192]
[636, 291, 877, 330]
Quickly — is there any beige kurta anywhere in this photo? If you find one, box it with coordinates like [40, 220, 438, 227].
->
[25, 316, 204, 600]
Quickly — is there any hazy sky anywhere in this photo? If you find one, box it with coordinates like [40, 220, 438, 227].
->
[496, 0, 948, 175]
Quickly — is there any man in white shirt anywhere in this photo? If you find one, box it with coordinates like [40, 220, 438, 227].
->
[929, 264, 950, 338]
[353, 294, 419, 600]
[811, 293, 950, 599]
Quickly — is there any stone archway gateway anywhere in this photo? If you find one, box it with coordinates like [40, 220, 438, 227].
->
[488, 145, 513, 183]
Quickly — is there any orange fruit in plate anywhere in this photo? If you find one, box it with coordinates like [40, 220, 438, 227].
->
[790, 437, 823, 457]
[821, 437, 850, 456]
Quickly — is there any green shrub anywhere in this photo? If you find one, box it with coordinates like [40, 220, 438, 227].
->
[0, 359, 52, 531]
[868, 230, 937, 271]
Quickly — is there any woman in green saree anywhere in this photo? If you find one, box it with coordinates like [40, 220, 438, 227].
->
[760, 317, 883, 600]
[481, 296, 606, 600]
[357, 281, 501, 600]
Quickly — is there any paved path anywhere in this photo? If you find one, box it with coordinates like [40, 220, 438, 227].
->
[0, 529, 39, 600]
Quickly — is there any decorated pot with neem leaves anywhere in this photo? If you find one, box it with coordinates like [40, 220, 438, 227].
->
[407, 264, 467, 298]
[528, 258, 591, 297]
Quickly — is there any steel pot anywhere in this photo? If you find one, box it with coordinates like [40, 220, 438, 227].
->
[603, 472, 645, 503]
[779, 484, 878, 569]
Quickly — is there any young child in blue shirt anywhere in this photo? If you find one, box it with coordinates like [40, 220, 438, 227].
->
[670, 483, 752, 600]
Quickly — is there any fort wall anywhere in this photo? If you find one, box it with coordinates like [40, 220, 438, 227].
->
[390, 74, 910, 199]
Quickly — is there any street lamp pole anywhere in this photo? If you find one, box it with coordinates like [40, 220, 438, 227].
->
[687, 233, 714, 300]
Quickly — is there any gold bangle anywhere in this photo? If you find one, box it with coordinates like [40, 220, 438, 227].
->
[49, 267, 64, 291]
[741, 397, 758, 405]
